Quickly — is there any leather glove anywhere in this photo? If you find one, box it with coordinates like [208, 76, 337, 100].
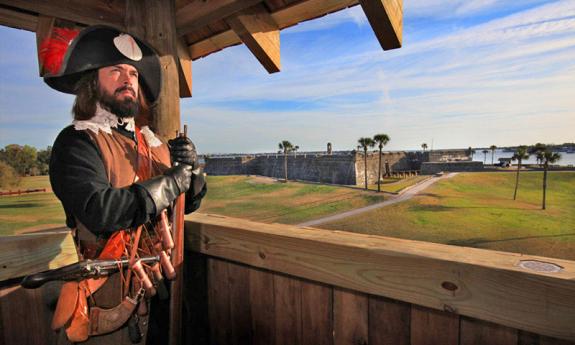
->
[168, 136, 198, 168]
[136, 165, 193, 215]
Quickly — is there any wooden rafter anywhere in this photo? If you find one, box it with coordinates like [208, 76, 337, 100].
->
[0, 5, 37, 31]
[358, 0, 402, 49]
[272, 0, 358, 28]
[176, 0, 261, 36]
[1, 0, 403, 93]
[189, 29, 241, 60]
[226, 4, 281, 73]
[188, 0, 358, 60]
[176, 36, 193, 97]
[0, 0, 125, 29]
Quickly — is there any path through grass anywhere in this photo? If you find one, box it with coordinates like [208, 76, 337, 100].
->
[319, 172, 575, 260]
[368, 176, 429, 193]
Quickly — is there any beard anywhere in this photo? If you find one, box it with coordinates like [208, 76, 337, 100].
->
[99, 86, 139, 118]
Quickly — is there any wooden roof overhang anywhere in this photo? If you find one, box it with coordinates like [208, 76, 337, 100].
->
[0, 0, 402, 139]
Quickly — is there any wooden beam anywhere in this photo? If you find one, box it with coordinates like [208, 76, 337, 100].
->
[0, 0, 125, 29]
[0, 230, 77, 282]
[0, 5, 37, 32]
[358, 0, 402, 49]
[226, 4, 280, 73]
[125, 0, 181, 141]
[189, 29, 241, 59]
[189, 0, 358, 60]
[185, 213, 575, 342]
[176, 36, 193, 98]
[272, 0, 358, 28]
[176, 0, 261, 36]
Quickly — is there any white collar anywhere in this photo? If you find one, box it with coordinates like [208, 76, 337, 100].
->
[72, 103, 162, 147]
[72, 103, 119, 134]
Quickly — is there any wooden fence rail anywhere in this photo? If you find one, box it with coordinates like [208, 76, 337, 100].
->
[0, 188, 46, 196]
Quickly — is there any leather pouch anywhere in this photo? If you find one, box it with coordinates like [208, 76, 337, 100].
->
[65, 281, 90, 342]
[51, 281, 79, 330]
[89, 296, 138, 336]
[51, 277, 107, 331]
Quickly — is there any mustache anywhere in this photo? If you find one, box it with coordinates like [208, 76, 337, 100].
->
[115, 86, 136, 97]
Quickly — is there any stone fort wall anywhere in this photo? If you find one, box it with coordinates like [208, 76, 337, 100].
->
[205, 151, 426, 186]
[420, 161, 484, 174]
[205, 154, 357, 185]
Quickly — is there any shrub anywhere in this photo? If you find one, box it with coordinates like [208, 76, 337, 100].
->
[0, 160, 21, 189]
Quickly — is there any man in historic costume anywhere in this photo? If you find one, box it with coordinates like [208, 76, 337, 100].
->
[41, 25, 206, 344]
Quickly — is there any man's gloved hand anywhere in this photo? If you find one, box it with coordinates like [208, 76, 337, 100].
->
[165, 164, 193, 194]
[168, 136, 197, 168]
[136, 165, 193, 215]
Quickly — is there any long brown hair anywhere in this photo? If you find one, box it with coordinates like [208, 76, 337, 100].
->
[72, 69, 151, 122]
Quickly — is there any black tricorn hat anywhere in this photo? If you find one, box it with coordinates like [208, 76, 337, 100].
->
[42, 25, 162, 104]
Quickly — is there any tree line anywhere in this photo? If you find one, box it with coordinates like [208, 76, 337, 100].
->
[0, 144, 52, 188]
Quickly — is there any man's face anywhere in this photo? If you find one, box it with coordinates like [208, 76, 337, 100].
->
[97, 64, 140, 118]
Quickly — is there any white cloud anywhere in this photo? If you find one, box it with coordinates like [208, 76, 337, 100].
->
[183, 0, 575, 152]
[405, 0, 551, 19]
[1, 1, 573, 152]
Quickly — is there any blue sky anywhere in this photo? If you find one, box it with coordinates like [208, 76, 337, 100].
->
[1, 0, 574, 153]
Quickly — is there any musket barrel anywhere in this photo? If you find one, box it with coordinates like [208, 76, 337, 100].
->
[20, 255, 160, 289]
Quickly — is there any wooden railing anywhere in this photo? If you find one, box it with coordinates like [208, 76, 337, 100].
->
[1, 215, 574, 344]
[185, 213, 575, 344]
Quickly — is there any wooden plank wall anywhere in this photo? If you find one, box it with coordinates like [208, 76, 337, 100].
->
[0, 281, 63, 345]
[190, 256, 575, 345]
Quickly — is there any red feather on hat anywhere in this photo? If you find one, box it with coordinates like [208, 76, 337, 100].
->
[39, 27, 79, 75]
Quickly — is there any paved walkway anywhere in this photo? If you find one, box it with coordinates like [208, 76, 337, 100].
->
[297, 173, 457, 227]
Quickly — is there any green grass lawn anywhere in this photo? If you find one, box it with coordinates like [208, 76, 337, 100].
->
[0, 176, 65, 235]
[3, 173, 574, 261]
[0, 175, 386, 235]
[197, 175, 385, 224]
[319, 172, 575, 261]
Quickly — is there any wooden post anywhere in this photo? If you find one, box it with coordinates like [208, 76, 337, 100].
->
[125, 0, 180, 141]
[124, 2, 183, 344]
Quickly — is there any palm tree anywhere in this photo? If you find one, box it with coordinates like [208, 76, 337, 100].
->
[482, 149, 489, 164]
[421, 143, 428, 152]
[489, 145, 497, 165]
[540, 149, 561, 210]
[530, 143, 547, 167]
[358, 137, 375, 190]
[373, 134, 390, 192]
[278, 140, 294, 182]
[511, 146, 529, 200]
